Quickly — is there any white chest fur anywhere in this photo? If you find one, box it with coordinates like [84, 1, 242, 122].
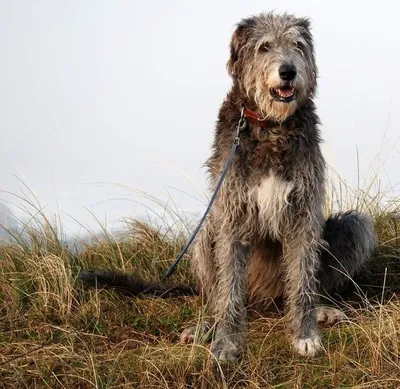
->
[253, 174, 294, 239]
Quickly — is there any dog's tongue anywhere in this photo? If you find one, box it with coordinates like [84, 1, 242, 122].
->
[278, 87, 294, 97]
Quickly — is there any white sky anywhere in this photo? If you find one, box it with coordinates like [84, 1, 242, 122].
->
[1, 1, 399, 236]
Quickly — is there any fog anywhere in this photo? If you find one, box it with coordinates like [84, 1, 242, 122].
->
[1, 1, 399, 236]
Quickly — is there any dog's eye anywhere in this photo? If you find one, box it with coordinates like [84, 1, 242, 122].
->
[294, 41, 305, 51]
[260, 42, 270, 52]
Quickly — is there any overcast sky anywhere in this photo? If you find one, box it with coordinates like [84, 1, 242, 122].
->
[1, 1, 399, 236]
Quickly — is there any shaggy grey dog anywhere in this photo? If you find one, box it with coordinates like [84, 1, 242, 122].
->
[184, 12, 376, 361]
[81, 12, 377, 362]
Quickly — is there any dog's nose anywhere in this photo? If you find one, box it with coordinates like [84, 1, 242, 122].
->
[279, 64, 297, 81]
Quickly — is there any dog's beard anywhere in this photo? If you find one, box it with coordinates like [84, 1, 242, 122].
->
[257, 92, 298, 122]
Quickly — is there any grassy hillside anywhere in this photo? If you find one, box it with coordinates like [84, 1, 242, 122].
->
[0, 182, 399, 388]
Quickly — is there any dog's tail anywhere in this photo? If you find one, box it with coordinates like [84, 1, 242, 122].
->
[79, 269, 198, 298]
[319, 211, 377, 297]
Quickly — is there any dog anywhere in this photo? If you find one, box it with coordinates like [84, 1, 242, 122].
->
[81, 12, 377, 363]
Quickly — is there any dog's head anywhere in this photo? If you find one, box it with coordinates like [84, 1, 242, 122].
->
[227, 12, 317, 122]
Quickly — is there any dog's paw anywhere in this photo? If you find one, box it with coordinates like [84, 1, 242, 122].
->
[316, 306, 347, 325]
[211, 337, 243, 363]
[293, 335, 322, 357]
[180, 322, 211, 344]
[180, 326, 197, 344]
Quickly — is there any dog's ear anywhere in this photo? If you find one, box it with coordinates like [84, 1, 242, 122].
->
[227, 18, 253, 77]
[296, 17, 311, 30]
[296, 17, 315, 57]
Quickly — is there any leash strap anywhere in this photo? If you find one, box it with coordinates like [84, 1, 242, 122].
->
[163, 109, 247, 279]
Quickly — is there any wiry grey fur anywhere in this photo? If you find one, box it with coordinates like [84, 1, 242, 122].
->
[185, 12, 376, 361]
[80, 12, 377, 363]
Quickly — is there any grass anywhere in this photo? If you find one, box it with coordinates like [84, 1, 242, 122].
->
[0, 177, 399, 388]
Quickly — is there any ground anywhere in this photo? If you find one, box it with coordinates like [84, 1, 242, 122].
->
[0, 189, 399, 388]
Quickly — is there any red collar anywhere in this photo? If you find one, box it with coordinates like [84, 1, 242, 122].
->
[243, 107, 275, 128]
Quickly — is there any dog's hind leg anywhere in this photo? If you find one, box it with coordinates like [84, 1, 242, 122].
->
[315, 212, 376, 326]
[190, 218, 218, 304]
[179, 219, 217, 345]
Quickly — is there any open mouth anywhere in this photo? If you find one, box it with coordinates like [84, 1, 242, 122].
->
[270, 87, 296, 102]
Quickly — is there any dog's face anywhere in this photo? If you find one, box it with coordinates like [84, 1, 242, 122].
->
[227, 13, 317, 122]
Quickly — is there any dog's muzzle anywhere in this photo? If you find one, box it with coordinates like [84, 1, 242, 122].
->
[270, 85, 296, 102]
[268, 64, 298, 103]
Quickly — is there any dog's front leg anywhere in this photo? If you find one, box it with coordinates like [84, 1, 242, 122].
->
[282, 228, 323, 357]
[211, 234, 250, 363]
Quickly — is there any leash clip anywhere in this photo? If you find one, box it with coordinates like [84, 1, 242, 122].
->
[234, 107, 247, 145]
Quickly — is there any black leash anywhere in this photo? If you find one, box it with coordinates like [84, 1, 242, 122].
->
[161, 109, 247, 281]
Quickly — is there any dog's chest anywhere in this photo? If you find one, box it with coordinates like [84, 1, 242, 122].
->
[246, 129, 296, 171]
[251, 174, 294, 239]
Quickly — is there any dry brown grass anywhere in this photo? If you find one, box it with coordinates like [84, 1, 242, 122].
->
[0, 178, 399, 388]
